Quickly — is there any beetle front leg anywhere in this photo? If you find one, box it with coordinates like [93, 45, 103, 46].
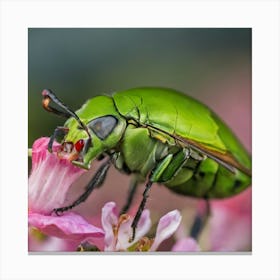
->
[48, 126, 69, 153]
[53, 157, 112, 215]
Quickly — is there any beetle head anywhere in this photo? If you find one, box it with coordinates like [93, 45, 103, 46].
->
[42, 90, 126, 169]
[62, 113, 126, 169]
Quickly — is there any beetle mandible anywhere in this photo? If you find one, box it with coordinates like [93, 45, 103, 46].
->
[42, 87, 252, 240]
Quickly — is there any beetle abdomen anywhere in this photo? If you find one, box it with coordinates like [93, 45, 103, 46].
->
[165, 157, 250, 198]
[119, 125, 250, 199]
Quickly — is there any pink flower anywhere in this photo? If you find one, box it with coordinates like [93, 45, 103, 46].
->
[172, 237, 200, 252]
[173, 188, 252, 252]
[28, 227, 80, 252]
[28, 138, 104, 246]
[208, 188, 252, 251]
[28, 138, 251, 252]
[96, 201, 182, 252]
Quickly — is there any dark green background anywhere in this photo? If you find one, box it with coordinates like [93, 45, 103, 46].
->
[28, 28, 251, 148]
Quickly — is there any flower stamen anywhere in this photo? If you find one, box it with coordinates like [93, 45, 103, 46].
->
[112, 213, 130, 250]
[135, 237, 154, 251]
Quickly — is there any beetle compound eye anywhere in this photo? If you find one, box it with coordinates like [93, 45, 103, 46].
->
[88, 115, 118, 140]
[75, 139, 85, 152]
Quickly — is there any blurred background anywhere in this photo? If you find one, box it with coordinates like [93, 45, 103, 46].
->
[28, 28, 251, 250]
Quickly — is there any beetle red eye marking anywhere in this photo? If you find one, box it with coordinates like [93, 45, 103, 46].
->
[74, 139, 85, 152]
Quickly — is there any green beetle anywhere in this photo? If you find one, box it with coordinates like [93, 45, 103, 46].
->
[42, 87, 251, 240]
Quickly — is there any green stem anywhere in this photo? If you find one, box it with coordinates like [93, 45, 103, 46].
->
[28, 148, 32, 157]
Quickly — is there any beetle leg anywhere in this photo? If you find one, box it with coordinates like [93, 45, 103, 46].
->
[48, 126, 69, 153]
[120, 176, 139, 215]
[190, 198, 211, 240]
[130, 149, 190, 241]
[130, 179, 153, 242]
[156, 148, 190, 182]
[52, 157, 112, 215]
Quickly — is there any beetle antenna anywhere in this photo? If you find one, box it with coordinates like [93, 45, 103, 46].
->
[42, 89, 71, 119]
[42, 89, 92, 142]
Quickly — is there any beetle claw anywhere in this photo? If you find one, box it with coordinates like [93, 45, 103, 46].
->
[52, 208, 64, 216]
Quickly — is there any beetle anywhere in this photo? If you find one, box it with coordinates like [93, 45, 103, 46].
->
[42, 87, 251, 240]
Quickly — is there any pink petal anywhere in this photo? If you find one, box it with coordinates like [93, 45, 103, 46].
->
[101, 202, 152, 251]
[101, 202, 119, 251]
[172, 237, 200, 252]
[150, 210, 182, 251]
[209, 189, 252, 251]
[211, 188, 252, 216]
[209, 207, 251, 251]
[116, 209, 151, 251]
[28, 137, 86, 214]
[28, 212, 104, 241]
[28, 234, 79, 252]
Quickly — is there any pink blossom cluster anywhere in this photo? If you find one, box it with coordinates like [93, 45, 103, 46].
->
[28, 138, 251, 252]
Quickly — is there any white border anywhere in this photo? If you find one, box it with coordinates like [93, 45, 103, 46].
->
[1, 1, 279, 280]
